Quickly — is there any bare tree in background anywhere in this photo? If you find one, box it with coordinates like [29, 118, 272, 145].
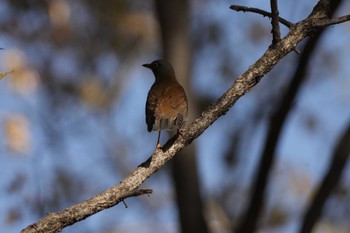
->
[155, 1, 209, 233]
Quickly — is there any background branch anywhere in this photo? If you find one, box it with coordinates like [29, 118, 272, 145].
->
[235, 0, 344, 232]
[155, 0, 210, 232]
[299, 120, 350, 233]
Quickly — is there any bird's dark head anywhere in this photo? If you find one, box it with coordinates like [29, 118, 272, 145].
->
[143, 59, 175, 80]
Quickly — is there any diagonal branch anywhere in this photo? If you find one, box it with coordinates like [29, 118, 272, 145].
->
[235, 15, 338, 233]
[234, 1, 347, 232]
[230, 5, 294, 28]
[299, 120, 350, 233]
[235, 1, 345, 232]
[270, 0, 282, 43]
[21, 189, 152, 232]
[314, 14, 350, 27]
[21, 1, 350, 232]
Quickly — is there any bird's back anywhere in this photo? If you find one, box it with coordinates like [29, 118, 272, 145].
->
[146, 80, 188, 132]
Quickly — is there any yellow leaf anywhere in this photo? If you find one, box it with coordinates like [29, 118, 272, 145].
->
[0, 70, 14, 80]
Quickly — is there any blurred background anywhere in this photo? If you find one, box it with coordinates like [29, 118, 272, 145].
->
[1, 0, 350, 233]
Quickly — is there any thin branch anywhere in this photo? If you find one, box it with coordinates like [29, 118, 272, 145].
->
[230, 5, 294, 28]
[21, 1, 350, 232]
[126, 189, 153, 198]
[270, 0, 282, 44]
[314, 14, 350, 27]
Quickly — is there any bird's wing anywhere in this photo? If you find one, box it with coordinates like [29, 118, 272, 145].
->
[154, 83, 188, 130]
[145, 83, 163, 132]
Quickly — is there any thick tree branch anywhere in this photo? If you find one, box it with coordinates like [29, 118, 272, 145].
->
[21, 189, 152, 232]
[270, 0, 282, 43]
[230, 5, 294, 28]
[21, 1, 350, 232]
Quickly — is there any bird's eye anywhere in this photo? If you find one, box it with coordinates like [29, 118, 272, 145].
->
[153, 62, 159, 68]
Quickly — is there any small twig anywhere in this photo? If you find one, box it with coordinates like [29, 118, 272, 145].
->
[314, 14, 350, 27]
[230, 5, 294, 28]
[270, 0, 281, 44]
[122, 200, 128, 208]
[123, 189, 153, 199]
[294, 48, 301, 54]
[119, 189, 153, 209]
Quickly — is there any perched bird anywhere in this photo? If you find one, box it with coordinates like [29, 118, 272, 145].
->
[143, 59, 188, 148]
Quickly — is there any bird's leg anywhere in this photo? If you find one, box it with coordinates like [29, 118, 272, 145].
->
[156, 131, 162, 149]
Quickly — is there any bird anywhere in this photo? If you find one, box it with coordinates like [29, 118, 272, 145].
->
[143, 59, 188, 148]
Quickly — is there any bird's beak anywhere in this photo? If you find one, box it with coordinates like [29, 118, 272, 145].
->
[142, 63, 152, 69]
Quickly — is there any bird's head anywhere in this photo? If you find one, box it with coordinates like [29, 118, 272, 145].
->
[143, 59, 175, 80]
